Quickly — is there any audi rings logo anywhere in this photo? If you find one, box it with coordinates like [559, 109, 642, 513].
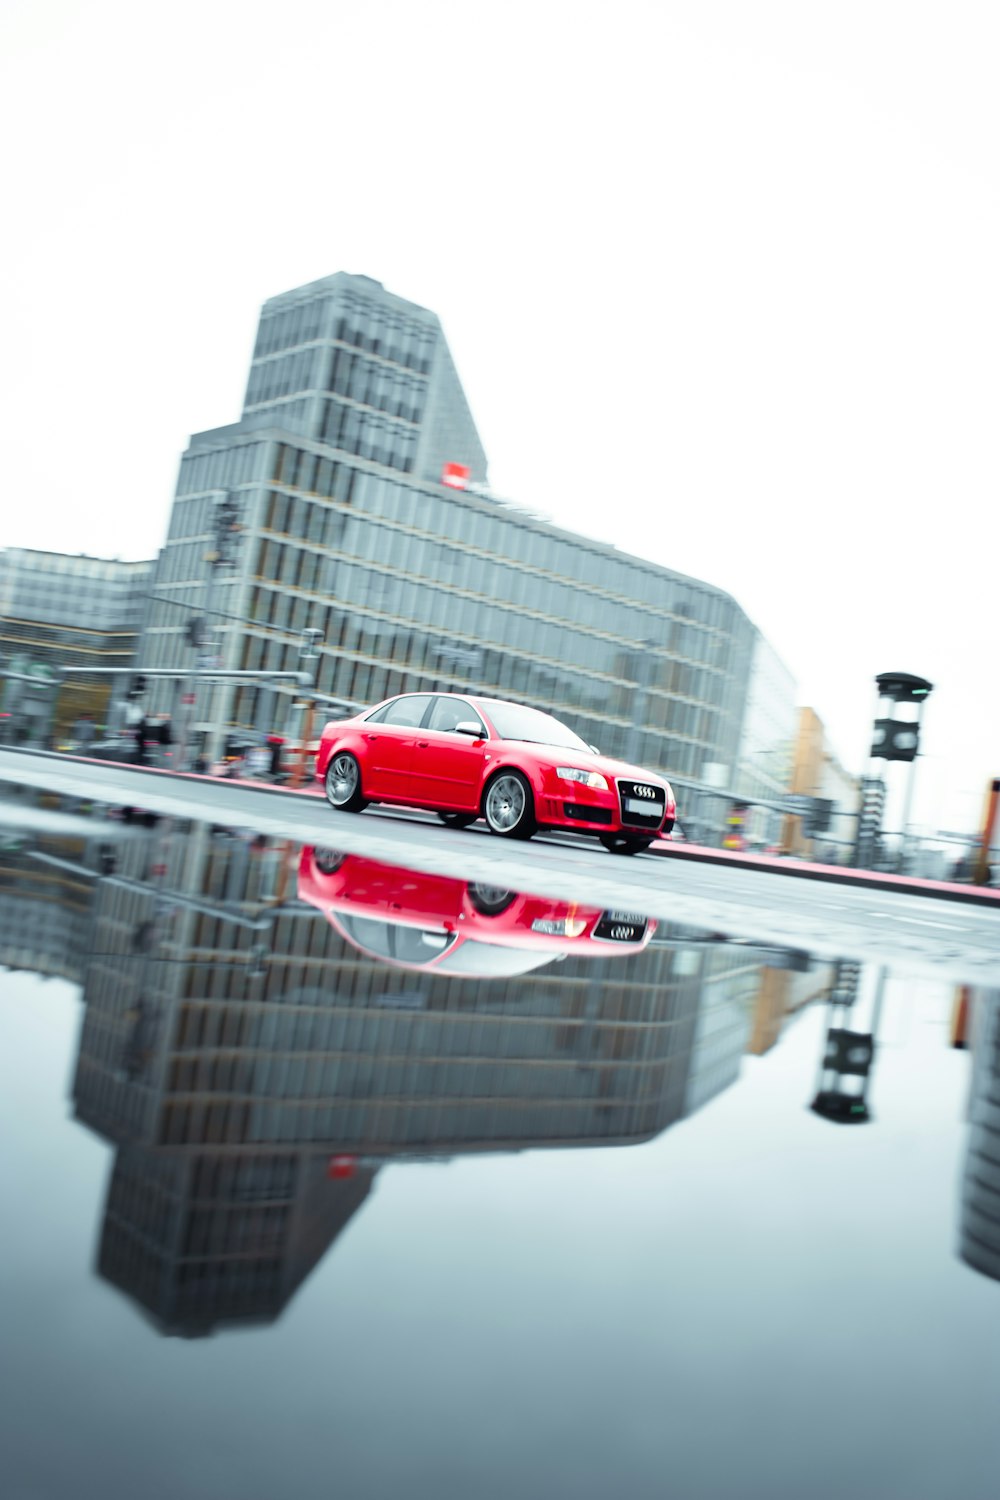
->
[611, 924, 637, 940]
[632, 784, 657, 799]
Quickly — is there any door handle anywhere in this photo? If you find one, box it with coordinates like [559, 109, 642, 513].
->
[364, 733, 379, 741]
[416, 740, 428, 748]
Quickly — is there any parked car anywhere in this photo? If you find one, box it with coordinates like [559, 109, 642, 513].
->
[316, 692, 676, 855]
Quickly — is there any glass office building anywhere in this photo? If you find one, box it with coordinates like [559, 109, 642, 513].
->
[140, 272, 773, 790]
[0, 548, 153, 737]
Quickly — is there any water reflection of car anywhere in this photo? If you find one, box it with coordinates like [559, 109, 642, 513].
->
[297, 847, 656, 976]
[316, 692, 676, 855]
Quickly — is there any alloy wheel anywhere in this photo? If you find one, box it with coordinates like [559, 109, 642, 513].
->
[325, 754, 360, 808]
[483, 771, 536, 838]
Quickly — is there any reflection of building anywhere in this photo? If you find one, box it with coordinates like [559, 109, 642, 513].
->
[0, 846, 94, 981]
[0, 548, 153, 738]
[99, 1147, 373, 1337]
[139, 271, 770, 794]
[746, 961, 836, 1056]
[57, 820, 769, 1333]
[74, 835, 708, 1158]
[960, 989, 1000, 1282]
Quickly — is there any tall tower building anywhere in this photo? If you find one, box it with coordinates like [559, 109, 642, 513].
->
[240, 273, 487, 484]
[139, 271, 771, 807]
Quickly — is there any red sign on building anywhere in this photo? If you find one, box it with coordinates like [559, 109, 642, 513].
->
[441, 462, 471, 490]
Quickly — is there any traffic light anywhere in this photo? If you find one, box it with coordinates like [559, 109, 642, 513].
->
[211, 492, 243, 569]
[126, 674, 148, 701]
[804, 798, 834, 837]
[871, 717, 920, 762]
[185, 617, 206, 648]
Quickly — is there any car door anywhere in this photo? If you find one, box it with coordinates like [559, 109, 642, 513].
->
[410, 695, 489, 809]
[360, 694, 433, 799]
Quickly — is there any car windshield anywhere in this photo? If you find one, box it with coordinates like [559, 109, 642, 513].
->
[433, 940, 558, 977]
[481, 702, 592, 753]
[335, 915, 458, 964]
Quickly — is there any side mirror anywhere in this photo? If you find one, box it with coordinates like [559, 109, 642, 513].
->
[455, 722, 485, 737]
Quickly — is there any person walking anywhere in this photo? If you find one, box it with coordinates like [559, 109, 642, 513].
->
[73, 712, 96, 753]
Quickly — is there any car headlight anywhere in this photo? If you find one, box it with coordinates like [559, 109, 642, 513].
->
[556, 767, 609, 790]
[531, 917, 588, 937]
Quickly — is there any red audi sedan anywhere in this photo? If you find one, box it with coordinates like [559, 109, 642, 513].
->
[315, 692, 676, 854]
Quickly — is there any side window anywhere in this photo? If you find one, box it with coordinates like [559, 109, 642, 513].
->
[367, 693, 433, 728]
[428, 696, 486, 735]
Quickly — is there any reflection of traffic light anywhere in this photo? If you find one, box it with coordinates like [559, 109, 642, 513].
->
[127, 675, 147, 701]
[185, 617, 206, 648]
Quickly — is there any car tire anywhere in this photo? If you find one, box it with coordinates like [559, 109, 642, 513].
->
[483, 770, 536, 840]
[600, 833, 653, 856]
[314, 848, 347, 875]
[324, 753, 367, 813]
[467, 882, 517, 915]
[438, 812, 478, 829]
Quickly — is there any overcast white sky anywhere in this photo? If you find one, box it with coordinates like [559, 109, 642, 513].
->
[2, 1, 997, 833]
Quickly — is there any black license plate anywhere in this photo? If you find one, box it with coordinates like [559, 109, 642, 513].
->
[595, 912, 649, 943]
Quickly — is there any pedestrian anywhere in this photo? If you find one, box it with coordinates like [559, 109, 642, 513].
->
[134, 713, 150, 766]
[73, 712, 96, 753]
[156, 714, 174, 764]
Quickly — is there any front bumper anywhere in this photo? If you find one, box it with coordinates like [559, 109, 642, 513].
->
[537, 772, 673, 835]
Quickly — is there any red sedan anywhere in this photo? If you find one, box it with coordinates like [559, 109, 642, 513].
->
[297, 847, 657, 974]
[315, 693, 676, 854]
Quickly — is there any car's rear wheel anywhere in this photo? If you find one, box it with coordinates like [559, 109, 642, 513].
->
[467, 882, 517, 915]
[600, 833, 653, 856]
[324, 753, 367, 812]
[314, 848, 347, 875]
[438, 812, 478, 829]
[483, 770, 536, 840]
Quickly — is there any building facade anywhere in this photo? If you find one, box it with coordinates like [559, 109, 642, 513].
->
[0, 548, 153, 740]
[137, 272, 770, 817]
[782, 707, 860, 860]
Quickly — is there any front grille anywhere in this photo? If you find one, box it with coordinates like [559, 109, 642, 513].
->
[563, 802, 613, 825]
[594, 911, 649, 943]
[616, 779, 665, 830]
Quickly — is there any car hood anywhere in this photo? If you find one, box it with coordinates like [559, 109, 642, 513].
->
[587, 754, 674, 791]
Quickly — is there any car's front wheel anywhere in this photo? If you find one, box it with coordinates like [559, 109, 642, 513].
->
[467, 882, 517, 915]
[324, 753, 367, 813]
[600, 833, 653, 856]
[483, 770, 536, 840]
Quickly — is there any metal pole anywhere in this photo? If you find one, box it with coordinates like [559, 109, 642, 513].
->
[289, 698, 316, 791]
[973, 777, 1000, 887]
[897, 754, 920, 874]
[870, 965, 888, 1037]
